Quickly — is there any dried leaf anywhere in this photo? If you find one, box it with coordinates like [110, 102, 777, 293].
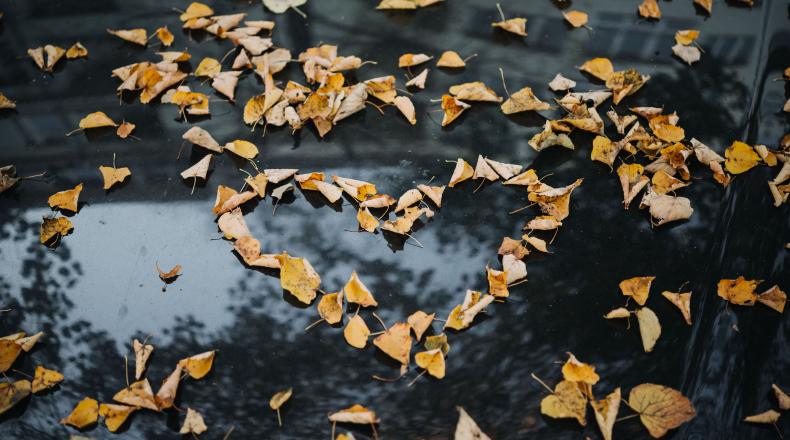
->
[328, 404, 379, 425]
[540, 380, 587, 426]
[270, 388, 292, 410]
[263, 0, 307, 14]
[66, 42, 88, 59]
[636, 307, 661, 353]
[415, 349, 445, 378]
[487, 267, 508, 297]
[280, 254, 321, 304]
[579, 57, 614, 81]
[772, 384, 790, 410]
[32, 366, 64, 393]
[373, 322, 412, 365]
[178, 350, 216, 379]
[620, 276, 655, 306]
[157, 263, 181, 282]
[592, 388, 621, 440]
[561, 352, 600, 385]
[60, 397, 99, 428]
[154, 364, 182, 410]
[213, 185, 256, 215]
[112, 379, 158, 411]
[156, 26, 174, 46]
[398, 53, 432, 68]
[455, 406, 491, 440]
[99, 404, 136, 432]
[640, 190, 694, 226]
[661, 291, 692, 324]
[356, 207, 379, 233]
[181, 154, 212, 181]
[436, 50, 465, 68]
[744, 409, 780, 424]
[492, 17, 527, 36]
[0, 380, 31, 416]
[406, 68, 429, 89]
[99, 166, 131, 190]
[638, 0, 661, 19]
[407, 311, 435, 341]
[318, 292, 344, 325]
[628, 384, 696, 438]
[79, 111, 117, 130]
[133, 339, 153, 380]
[417, 184, 445, 207]
[672, 44, 701, 65]
[40, 217, 73, 244]
[724, 141, 760, 174]
[343, 271, 378, 307]
[344, 315, 370, 349]
[501, 86, 550, 114]
[441, 94, 470, 126]
[717, 277, 758, 306]
[549, 73, 576, 92]
[182, 126, 222, 153]
[107, 28, 147, 46]
[563, 11, 588, 28]
[48, 183, 83, 212]
[756, 285, 786, 313]
[180, 408, 207, 435]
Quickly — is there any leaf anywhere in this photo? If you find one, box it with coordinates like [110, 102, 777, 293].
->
[99, 166, 131, 190]
[436, 50, 465, 68]
[629, 384, 696, 437]
[48, 183, 83, 212]
[756, 285, 785, 313]
[99, 404, 136, 432]
[178, 350, 216, 379]
[328, 404, 380, 425]
[540, 380, 587, 426]
[672, 44, 701, 65]
[724, 141, 760, 174]
[449, 158, 474, 187]
[182, 126, 222, 153]
[638, 0, 661, 19]
[180, 408, 208, 435]
[492, 17, 527, 36]
[32, 365, 64, 393]
[744, 409, 780, 424]
[501, 87, 550, 114]
[0, 94, 16, 110]
[213, 185, 256, 215]
[373, 322, 412, 365]
[116, 121, 136, 139]
[425, 333, 450, 355]
[66, 42, 88, 59]
[107, 28, 147, 46]
[344, 315, 370, 349]
[195, 57, 221, 78]
[16, 331, 43, 352]
[591, 135, 621, 167]
[675, 30, 700, 46]
[444, 290, 495, 331]
[548, 73, 576, 92]
[356, 207, 379, 233]
[592, 388, 620, 440]
[181, 154, 212, 181]
[0, 380, 31, 415]
[405, 68, 429, 89]
[418, 184, 445, 207]
[527, 178, 583, 221]
[333, 83, 369, 123]
[60, 397, 99, 428]
[636, 307, 661, 353]
[640, 190, 694, 226]
[528, 121, 574, 152]
[661, 291, 692, 324]
[157, 263, 181, 282]
[133, 339, 153, 380]
[223, 140, 259, 159]
[271, 183, 294, 201]
[263, 0, 307, 14]
[561, 352, 600, 385]
[441, 94, 470, 126]
[364, 76, 397, 104]
[398, 53, 433, 67]
[154, 365, 182, 409]
[179, 2, 214, 21]
[415, 349, 445, 378]
[112, 379, 158, 411]
[717, 277, 758, 306]
[79, 111, 117, 129]
[212, 71, 241, 101]
[270, 388, 292, 410]
[407, 310, 435, 341]
[619, 276, 655, 306]
[156, 26, 174, 46]
[381, 206, 433, 235]
[563, 11, 588, 28]
[772, 384, 790, 410]
[579, 57, 613, 81]
[218, 208, 251, 240]
[280, 254, 321, 304]
[607, 109, 637, 134]
[318, 292, 344, 325]
[454, 406, 491, 440]
[694, 0, 712, 14]
[40, 217, 73, 244]
[43, 45, 65, 71]
[486, 266, 508, 297]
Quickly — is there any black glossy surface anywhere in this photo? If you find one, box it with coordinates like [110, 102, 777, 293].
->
[0, 0, 788, 439]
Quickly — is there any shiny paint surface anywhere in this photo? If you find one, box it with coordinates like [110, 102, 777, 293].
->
[0, 0, 788, 438]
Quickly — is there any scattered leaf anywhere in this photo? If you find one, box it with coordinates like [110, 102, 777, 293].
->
[180, 408, 208, 435]
[48, 183, 83, 212]
[60, 397, 99, 429]
[32, 365, 64, 393]
[717, 277, 758, 306]
[178, 350, 216, 379]
[635, 307, 661, 353]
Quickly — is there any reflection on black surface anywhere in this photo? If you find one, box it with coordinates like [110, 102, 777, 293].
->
[0, 0, 788, 439]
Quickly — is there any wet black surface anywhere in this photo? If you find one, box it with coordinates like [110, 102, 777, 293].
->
[0, 0, 789, 439]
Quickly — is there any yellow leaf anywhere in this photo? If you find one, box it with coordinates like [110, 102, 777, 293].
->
[79, 111, 117, 129]
[619, 276, 655, 306]
[156, 26, 174, 47]
[436, 50, 465, 68]
[280, 254, 321, 305]
[744, 409, 780, 424]
[0, 339, 22, 373]
[107, 28, 147, 46]
[424, 333, 450, 355]
[195, 57, 221, 77]
[415, 349, 445, 379]
[112, 379, 158, 411]
[591, 135, 619, 167]
[661, 291, 692, 324]
[60, 397, 99, 429]
[116, 121, 136, 139]
[563, 10, 588, 28]
[133, 339, 153, 380]
[579, 57, 613, 81]
[213, 185, 256, 215]
[154, 365, 182, 410]
[180, 408, 207, 435]
[592, 388, 620, 440]
[636, 307, 661, 353]
[407, 311, 435, 341]
[628, 383, 696, 438]
[47, 183, 83, 212]
[675, 30, 700, 46]
[356, 207, 379, 233]
[99, 166, 131, 190]
[492, 17, 527, 36]
[724, 141, 760, 174]
[0, 380, 31, 415]
[455, 406, 491, 439]
[638, 0, 661, 19]
[344, 315, 370, 349]
[448, 81, 501, 102]
[540, 380, 587, 426]
[40, 217, 73, 244]
[694, 0, 712, 14]
[66, 42, 88, 59]
[773, 384, 790, 410]
[180, 2, 214, 21]
[99, 403, 136, 432]
[717, 276, 758, 306]
[372, 322, 412, 365]
[224, 140, 259, 159]
[317, 292, 344, 325]
[32, 365, 64, 393]
[486, 267, 509, 297]
[448, 158, 474, 187]
[343, 271, 377, 307]
[441, 94, 469, 126]
[178, 350, 216, 379]
[398, 53, 432, 67]
[561, 352, 600, 385]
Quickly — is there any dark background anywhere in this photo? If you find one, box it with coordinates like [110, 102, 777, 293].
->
[0, 0, 788, 438]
